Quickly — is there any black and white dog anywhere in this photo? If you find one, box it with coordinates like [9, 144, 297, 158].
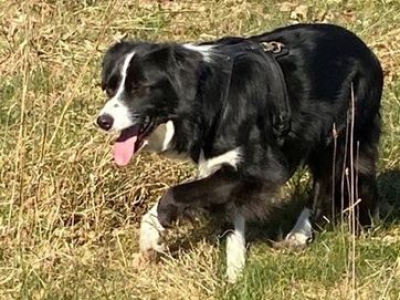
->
[96, 23, 383, 282]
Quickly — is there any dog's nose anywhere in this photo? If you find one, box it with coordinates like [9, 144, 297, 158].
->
[96, 114, 114, 131]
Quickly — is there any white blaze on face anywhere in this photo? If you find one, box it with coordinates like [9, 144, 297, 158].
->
[99, 51, 136, 132]
[98, 51, 145, 167]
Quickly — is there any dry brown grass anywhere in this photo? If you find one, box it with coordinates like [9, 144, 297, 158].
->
[0, 0, 399, 299]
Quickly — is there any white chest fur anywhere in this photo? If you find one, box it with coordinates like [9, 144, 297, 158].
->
[198, 148, 242, 178]
[146, 120, 242, 175]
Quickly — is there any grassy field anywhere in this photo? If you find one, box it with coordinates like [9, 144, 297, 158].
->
[0, 0, 399, 299]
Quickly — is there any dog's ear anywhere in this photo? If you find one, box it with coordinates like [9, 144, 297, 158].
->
[148, 45, 203, 105]
[102, 41, 136, 65]
[264, 53, 291, 145]
[101, 41, 137, 90]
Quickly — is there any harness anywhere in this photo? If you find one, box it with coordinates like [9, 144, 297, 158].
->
[260, 41, 289, 59]
[218, 40, 291, 146]
[260, 41, 291, 145]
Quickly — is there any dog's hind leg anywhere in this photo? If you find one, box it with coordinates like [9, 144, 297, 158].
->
[226, 213, 246, 283]
[307, 122, 380, 231]
[334, 137, 380, 229]
[271, 148, 336, 251]
[283, 207, 313, 249]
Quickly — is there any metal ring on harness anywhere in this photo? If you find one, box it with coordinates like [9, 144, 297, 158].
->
[260, 41, 285, 53]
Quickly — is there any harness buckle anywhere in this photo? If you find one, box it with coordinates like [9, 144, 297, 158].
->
[260, 41, 286, 54]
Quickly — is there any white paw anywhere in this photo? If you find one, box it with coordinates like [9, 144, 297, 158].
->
[226, 214, 246, 283]
[284, 232, 312, 248]
[284, 208, 313, 248]
[139, 204, 166, 255]
[226, 245, 245, 283]
[226, 233, 245, 282]
[226, 267, 243, 283]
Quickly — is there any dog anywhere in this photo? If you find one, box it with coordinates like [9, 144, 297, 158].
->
[96, 23, 383, 282]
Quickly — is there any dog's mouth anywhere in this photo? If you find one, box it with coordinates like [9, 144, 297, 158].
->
[113, 118, 155, 166]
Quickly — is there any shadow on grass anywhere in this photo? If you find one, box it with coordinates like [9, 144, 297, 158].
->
[245, 170, 400, 245]
[243, 167, 400, 245]
[377, 168, 400, 224]
[163, 168, 400, 258]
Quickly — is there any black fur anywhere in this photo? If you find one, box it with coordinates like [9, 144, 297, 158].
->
[101, 23, 383, 230]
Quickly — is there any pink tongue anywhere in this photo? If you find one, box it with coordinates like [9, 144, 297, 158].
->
[113, 135, 138, 166]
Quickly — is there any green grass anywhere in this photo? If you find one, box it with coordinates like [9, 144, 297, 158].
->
[220, 229, 400, 299]
[0, 0, 399, 299]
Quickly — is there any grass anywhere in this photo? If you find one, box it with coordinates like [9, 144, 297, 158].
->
[0, 0, 399, 299]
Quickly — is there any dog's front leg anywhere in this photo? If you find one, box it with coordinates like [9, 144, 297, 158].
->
[156, 169, 238, 228]
[226, 213, 246, 282]
[139, 169, 235, 257]
[156, 169, 248, 281]
[139, 169, 237, 259]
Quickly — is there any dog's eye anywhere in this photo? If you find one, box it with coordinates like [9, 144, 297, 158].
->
[132, 83, 150, 95]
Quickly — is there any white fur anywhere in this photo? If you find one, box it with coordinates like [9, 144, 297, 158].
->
[99, 52, 135, 132]
[139, 202, 166, 253]
[183, 43, 214, 62]
[198, 147, 242, 178]
[145, 120, 175, 153]
[226, 214, 246, 283]
[162, 120, 175, 150]
[145, 121, 190, 161]
[285, 208, 313, 246]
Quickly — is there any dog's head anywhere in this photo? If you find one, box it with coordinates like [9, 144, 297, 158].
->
[96, 41, 203, 166]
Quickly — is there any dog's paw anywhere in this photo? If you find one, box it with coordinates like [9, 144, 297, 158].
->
[272, 232, 312, 250]
[225, 226, 246, 283]
[285, 232, 312, 249]
[139, 222, 166, 254]
[226, 264, 244, 283]
[139, 206, 166, 257]
[273, 208, 313, 250]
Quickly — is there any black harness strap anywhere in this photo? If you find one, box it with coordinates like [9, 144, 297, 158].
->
[260, 43, 291, 145]
[217, 41, 291, 146]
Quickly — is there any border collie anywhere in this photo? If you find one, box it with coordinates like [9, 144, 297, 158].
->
[96, 23, 383, 282]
